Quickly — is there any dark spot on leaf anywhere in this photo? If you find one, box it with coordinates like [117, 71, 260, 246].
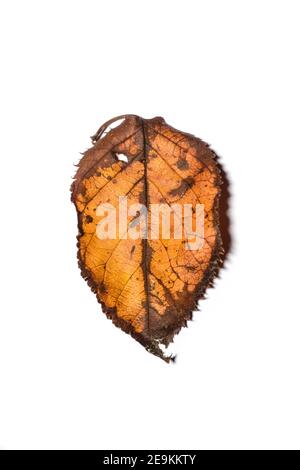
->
[130, 245, 136, 257]
[168, 176, 195, 197]
[176, 159, 189, 170]
[86, 215, 93, 223]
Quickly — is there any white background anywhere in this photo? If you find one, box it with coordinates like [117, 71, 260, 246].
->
[0, 0, 299, 450]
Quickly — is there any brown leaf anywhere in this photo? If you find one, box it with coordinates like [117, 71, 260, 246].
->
[71, 115, 223, 362]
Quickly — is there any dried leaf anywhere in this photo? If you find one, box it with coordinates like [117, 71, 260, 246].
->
[71, 115, 222, 362]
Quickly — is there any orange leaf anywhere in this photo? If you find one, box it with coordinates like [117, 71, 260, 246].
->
[71, 115, 223, 362]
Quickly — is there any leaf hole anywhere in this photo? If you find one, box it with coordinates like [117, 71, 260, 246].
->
[115, 152, 128, 163]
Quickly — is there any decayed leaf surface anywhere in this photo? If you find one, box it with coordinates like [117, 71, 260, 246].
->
[71, 115, 222, 361]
